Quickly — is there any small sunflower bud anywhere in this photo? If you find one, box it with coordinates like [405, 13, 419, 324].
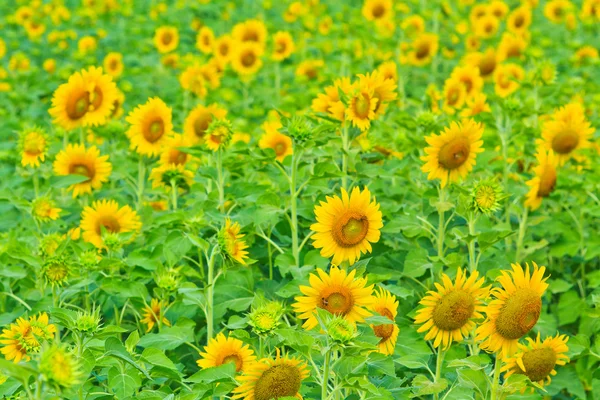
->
[326, 316, 356, 343]
[42, 256, 70, 286]
[248, 301, 284, 334]
[75, 309, 102, 334]
[470, 179, 504, 214]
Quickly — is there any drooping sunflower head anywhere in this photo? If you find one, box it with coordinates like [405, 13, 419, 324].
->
[258, 121, 293, 162]
[371, 287, 400, 355]
[293, 266, 375, 330]
[126, 97, 174, 156]
[140, 298, 171, 332]
[421, 119, 485, 188]
[149, 163, 194, 193]
[19, 127, 48, 167]
[501, 332, 569, 389]
[232, 350, 309, 400]
[197, 332, 256, 374]
[272, 31, 295, 61]
[415, 268, 489, 350]
[219, 218, 250, 265]
[476, 262, 549, 358]
[80, 199, 142, 249]
[154, 26, 179, 53]
[53, 144, 112, 198]
[184, 103, 228, 145]
[525, 148, 558, 211]
[39, 344, 83, 388]
[310, 187, 383, 266]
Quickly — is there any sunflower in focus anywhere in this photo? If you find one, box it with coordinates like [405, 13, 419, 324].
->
[53, 144, 112, 197]
[415, 268, 489, 349]
[19, 128, 48, 167]
[362, 0, 393, 22]
[501, 332, 569, 389]
[126, 97, 174, 156]
[371, 288, 399, 355]
[259, 120, 293, 162]
[197, 333, 256, 373]
[196, 26, 214, 54]
[80, 199, 142, 249]
[357, 70, 397, 116]
[494, 63, 524, 98]
[184, 104, 228, 145]
[154, 26, 179, 53]
[80, 66, 118, 127]
[476, 262, 549, 358]
[140, 298, 171, 332]
[346, 86, 378, 131]
[525, 148, 558, 210]
[103, 52, 124, 77]
[219, 219, 249, 265]
[272, 31, 295, 61]
[49, 71, 90, 131]
[232, 350, 309, 400]
[310, 187, 383, 266]
[539, 103, 594, 164]
[421, 119, 484, 188]
[0, 313, 56, 363]
[231, 41, 264, 77]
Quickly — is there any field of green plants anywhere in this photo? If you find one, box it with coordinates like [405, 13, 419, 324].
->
[0, 0, 599, 399]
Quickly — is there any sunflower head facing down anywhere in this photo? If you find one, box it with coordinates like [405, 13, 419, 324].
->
[476, 262, 549, 358]
[310, 187, 383, 266]
[53, 144, 112, 198]
[197, 332, 256, 374]
[371, 287, 400, 355]
[501, 332, 569, 390]
[80, 199, 142, 249]
[293, 266, 374, 330]
[525, 148, 558, 211]
[126, 97, 174, 156]
[421, 119, 485, 188]
[232, 350, 309, 400]
[415, 268, 490, 350]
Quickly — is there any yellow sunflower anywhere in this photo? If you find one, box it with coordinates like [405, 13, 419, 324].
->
[53, 144, 112, 198]
[293, 266, 374, 330]
[415, 268, 489, 349]
[80, 199, 142, 249]
[507, 5, 532, 34]
[48, 71, 90, 131]
[159, 134, 193, 166]
[544, 0, 573, 23]
[476, 262, 549, 358]
[220, 219, 249, 265]
[362, 0, 394, 22]
[196, 26, 214, 54]
[258, 120, 293, 162]
[460, 93, 492, 117]
[140, 299, 171, 332]
[474, 14, 500, 39]
[154, 26, 179, 53]
[442, 77, 467, 114]
[450, 64, 484, 99]
[80, 66, 118, 127]
[214, 35, 233, 64]
[232, 350, 309, 400]
[150, 163, 194, 192]
[497, 33, 527, 62]
[31, 197, 62, 222]
[346, 86, 378, 131]
[377, 61, 398, 82]
[197, 332, 256, 374]
[103, 52, 124, 77]
[357, 70, 397, 116]
[272, 31, 295, 61]
[184, 104, 228, 145]
[421, 119, 484, 188]
[179, 64, 208, 98]
[232, 19, 268, 47]
[371, 288, 400, 355]
[311, 77, 353, 122]
[494, 63, 524, 98]
[501, 332, 569, 389]
[231, 42, 264, 77]
[0, 313, 56, 363]
[464, 47, 498, 80]
[539, 103, 594, 165]
[525, 148, 558, 211]
[405, 33, 439, 66]
[310, 187, 383, 266]
[19, 128, 48, 167]
[126, 97, 174, 156]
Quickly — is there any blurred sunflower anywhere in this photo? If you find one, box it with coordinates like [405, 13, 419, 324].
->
[525, 148, 558, 210]
[357, 70, 397, 116]
[126, 97, 174, 156]
[53, 144, 112, 197]
[231, 41, 264, 76]
[159, 134, 193, 166]
[442, 77, 467, 114]
[460, 93, 491, 117]
[31, 197, 62, 222]
[293, 266, 374, 330]
[494, 63, 524, 98]
[346, 86, 378, 131]
[150, 163, 194, 192]
[213, 35, 233, 64]
[232, 19, 268, 47]
[362, 0, 394, 22]
[259, 120, 293, 162]
[450, 64, 483, 99]
[103, 52, 124, 77]
[310, 187, 383, 266]
[196, 26, 214, 54]
[140, 299, 171, 332]
[39, 344, 83, 389]
[272, 31, 295, 61]
[49, 71, 90, 131]
[19, 127, 48, 167]
[474, 14, 500, 38]
[497, 33, 527, 61]
[179, 64, 208, 98]
[197, 333, 256, 373]
[507, 5, 532, 34]
[154, 26, 179, 53]
[371, 288, 399, 355]
[544, 0, 573, 23]
[476, 262, 549, 358]
[80, 199, 141, 248]
[184, 104, 228, 145]
[464, 47, 498, 80]
[404, 33, 439, 66]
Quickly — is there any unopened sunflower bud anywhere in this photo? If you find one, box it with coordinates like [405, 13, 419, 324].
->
[471, 179, 504, 214]
[43, 256, 70, 286]
[326, 316, 356, 343]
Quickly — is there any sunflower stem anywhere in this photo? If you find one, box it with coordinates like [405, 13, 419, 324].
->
[322, 348, 332, 400]
[434, 347, 445, 400]
[341, 124, 349, 190]
[290, 149, 301, 267]
[170, 179, 178, 210]
[136, 157, 145, 211]
[436, 186, 447, 262]
[32, 172, 39, 198]
[216, 149, 225, 213]
[206, 247, 217, 344]
[467, 211, 478, 272]
[515, 207, 528, 263]
[490, 354, 502, 400]
[274, 61, 281, 103]
[79, 126, 85, 145]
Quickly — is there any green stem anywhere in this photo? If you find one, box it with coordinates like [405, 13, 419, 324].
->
[341, 125, 349, 190]
[290, 150, 301, 266]
[467, 212, 477, 272]
[216, 149, 225, 213]
[171, 180, 178, 211]
[136, 157, 145, 211]
[322, 350, 331, 400]
[206, 248, 217, 344]
[437, 187, 446, 261]
[79, 127, 85, 145]
[33, 172, 39, 198]
[434, 348, 445, 400]
[490, 355, 502, 400]
[515, 208, 528, 263]
[274, 62, 281, 103]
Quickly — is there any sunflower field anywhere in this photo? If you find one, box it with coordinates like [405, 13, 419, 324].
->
[1, 0, 600, 399]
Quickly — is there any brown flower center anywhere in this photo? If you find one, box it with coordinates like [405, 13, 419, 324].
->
[537, 166, 557, 198]
[438, 137, 471, 170]
[89, 87, 103, 111]
[95, 216, 121, 235]
[372, 4, 386, 18]
[495, 288, 541, 340]
[254, 364, 301, 400]
[66, 92, 90, 120]
[432, 290, 475, 331]
[69, 164, 94, 181]
[518, 347, 557, 382]
[169, 150, 188, 165]
[551, 129, 579, 154]
[144, 119, 164, 143]
[274, 141, 287, 156]
[415, 41, 431, 59]
[242, 31, 259, 42]
[353, 93, 372, 119]
[373, 308, 395, 341]
[221, 354, 243, 372]
[332, 211, 369, 247]
[241, 51, 256, 67]
[447, 87, 461, 106]
[514, 14, 525, 28]
[24, 134, 44, 155]
[321, 291, 354, 316]
[162, 32, 173, 45]
[479, 54, 496, 77]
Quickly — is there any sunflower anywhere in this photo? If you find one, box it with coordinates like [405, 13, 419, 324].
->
[80, 66, 118, 127]
[214, 35, 233, 64]
[231, 41, 264, 77]
[296, 58, 324, 80]
[415, 269, 489, 350]
[80, 199, 142, 249]
[362, 0, 394, 22]
[196, 26, 214, 54]
[197, 333, 256, 374]
[48, 71, 90, 131]
[232, 350, 309, 400]
[346, 86, 378, 131]
[150, 163, 194, 192]
[154, 26, 179, 53]
[421, 119, 484, 188]
[405, 33, 439, 66]
[103, 52, 124, 77]
[494, 63, 524, 98]
[464, 47, 498, 80]
[310, 187, 383, 266]
[442, 77, 467, 114]
[159, 134, 193, 166]
[474, 15, 500, 39]
[371, 288, 399, 355]
[232, 19, 268, 47]
[501, 332, 569, 389]
[19, 127, 48, 167]
[377, 61, 398, 82]
[126, 97, 174, 156]
[497, 33, 527, 61]
[525, 148, 558, 210]
[140, 299, 171, 332]
[539, 103, 594, 164]
[179, 64, 208, 98]
[450, 64, 483, 99]
[184, 104, 228, 145]
[544, 0, 573, 23]
[476, 262, 549, 358]
[293, 266, 374, 330]
[219, 219, 249, 265]
[53, 144, 112, 197]
[489, 0, 509, 19]
[31, 197, 62, 222]
[39, 344, 83, 388]
[460, 93, 491, 117]
[311, 77, 353, 122]
[272, 31, 295, 61]
[357, 70, 397, 116]
[401, 15, 425, 37]
[507, 5, 532, 34]
[574, 46, 599, 64]
[0, 313, 56, 363]
[259, 120, 293, 162]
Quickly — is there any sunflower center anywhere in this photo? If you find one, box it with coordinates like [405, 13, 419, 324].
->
[495, 288, 541, 340]
[221, 354, 243, 372]
[431, 290, 475, 331]
[109, 59, 118, 70]
[70, 164, 93, 180]
[475, 186, 497, 209]
[537, 166, 557, 198]
[373, 308, 395, 340]
[89, 87, 103, 111]
[67, 92, 90, 120]
[241, 52, 256, 67]
[447, 87, 461, 106]
[507, 45, 521, 59]
[243, 31, 259, 42]
[274, 141, 287, 156]
[479, 55, 496, 77]
[162, 32, 173, 45]
[144, 119, 164, 143]
[372, 4, 386, 18]
[321, 291, 354, 315]
[332, 212, 369, 247]
[353, 94, 371, 119]
[415, 42, 430, 59]
[96, 216, 121, 234]
[254, 364, 301, 400]
[219, 43, 229, 56]
[514, 14, 525, 28]
[518, 348, 557, 382]
[169, 150, 188, 165]
[24, 135, 44, 154]
[551, 129, 579, 154]
[275, 41, 286, 53]
[194, 114, 212, 138]
[438, 137, 470, 170]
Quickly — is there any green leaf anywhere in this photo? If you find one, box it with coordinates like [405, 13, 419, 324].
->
[411, 374, 448, 396]
[141, 348, 178, 371]
[185, 363, 236, 384]
[403, 247, 431, 278]
[138, 319, 195, 351]
[107, 365, 142, 398]
[49, 174, 91, 188]
[557, 291, 585, 326]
